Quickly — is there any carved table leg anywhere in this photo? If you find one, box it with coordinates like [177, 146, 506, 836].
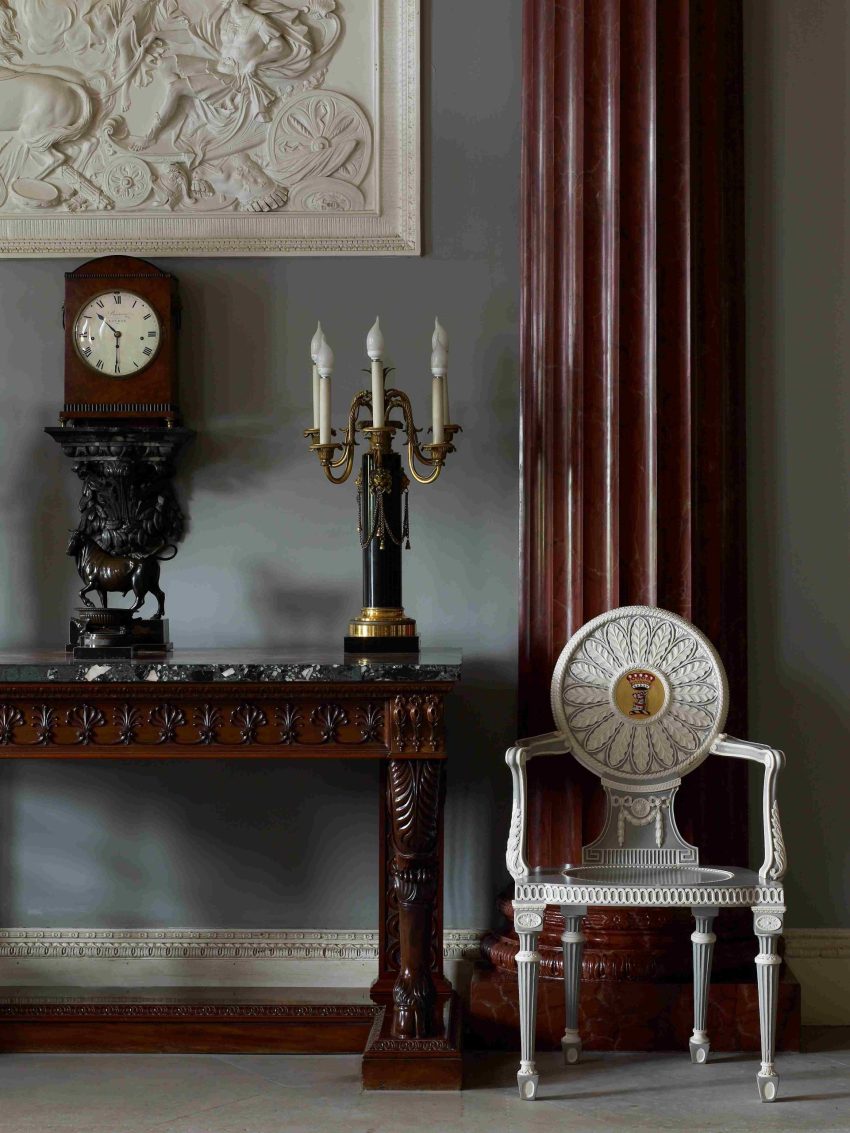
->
[690, 906, 718, 1064]
[363, 747, 461, 1088]
[753, 906, 785, 1102]
[560, 905, 587, 1065]
[385, 758, 442, 1038]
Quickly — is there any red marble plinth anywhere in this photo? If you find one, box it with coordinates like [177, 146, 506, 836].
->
[467, 966, 801, 1052]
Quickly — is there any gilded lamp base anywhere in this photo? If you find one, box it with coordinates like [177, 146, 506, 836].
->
[344, 607, 419, 655]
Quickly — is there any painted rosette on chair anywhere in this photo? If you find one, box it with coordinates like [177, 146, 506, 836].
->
[506, 606, 787, 1103]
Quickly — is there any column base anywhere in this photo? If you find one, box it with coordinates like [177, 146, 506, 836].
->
[344, 635, 420, 655]
[467, 966, 801, 1052]
[361, 992, 462, 1090]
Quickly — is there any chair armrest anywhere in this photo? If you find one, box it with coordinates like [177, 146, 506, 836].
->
[711, 734, 787, 881]
[505, 731, 570, 879]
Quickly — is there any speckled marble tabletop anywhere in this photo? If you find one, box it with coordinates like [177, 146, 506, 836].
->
[0, 649, 462, 684]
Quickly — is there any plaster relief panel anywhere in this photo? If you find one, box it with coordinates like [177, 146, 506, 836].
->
[0, 0, 419, 256]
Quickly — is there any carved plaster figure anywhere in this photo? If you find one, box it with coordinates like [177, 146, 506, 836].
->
[0, 0, 360, 213]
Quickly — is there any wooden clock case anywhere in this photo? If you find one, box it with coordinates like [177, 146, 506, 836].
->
[62, 255, 180, 424]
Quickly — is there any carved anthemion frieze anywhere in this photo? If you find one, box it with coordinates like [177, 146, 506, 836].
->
[0, 695, 391, 749]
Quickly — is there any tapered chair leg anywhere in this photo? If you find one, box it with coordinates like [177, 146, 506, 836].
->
[514, 906, 544, 1100]
[753, 906, 784, 1102]
[689, 906, 717, 1064]
[560, 905, 586, 1065]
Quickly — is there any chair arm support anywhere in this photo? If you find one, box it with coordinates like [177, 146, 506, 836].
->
[505, 732, 570, 880]
[711, 734, 787, 881]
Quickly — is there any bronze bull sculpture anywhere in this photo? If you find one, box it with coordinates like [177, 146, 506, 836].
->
[67, 531, 176, 620]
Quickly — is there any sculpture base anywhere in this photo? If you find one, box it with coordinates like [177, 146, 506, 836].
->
[467, 965, 801, 1052]
[345, 606, 419, 655]
[362, 992, 462, 1090]
[69, 616, 171, 659]
[344, 635, 420, 655]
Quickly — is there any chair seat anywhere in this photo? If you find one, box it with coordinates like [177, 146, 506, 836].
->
[514, 865, 785, 908]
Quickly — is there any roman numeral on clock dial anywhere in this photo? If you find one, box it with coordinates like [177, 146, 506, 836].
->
[73, 290, 162, 377]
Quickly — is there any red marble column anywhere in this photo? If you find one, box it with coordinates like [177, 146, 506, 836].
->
[474, 0, 764, 1047]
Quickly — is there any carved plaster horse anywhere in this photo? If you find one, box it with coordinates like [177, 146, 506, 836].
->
[0, 67, 94, 177]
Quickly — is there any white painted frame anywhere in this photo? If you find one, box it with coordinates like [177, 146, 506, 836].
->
[0, 0, 420, 258]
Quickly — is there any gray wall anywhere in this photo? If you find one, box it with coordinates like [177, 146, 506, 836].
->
[745, 0, 850, 928]
[2, 0, 843, 937]
[0, 1, 521, 930]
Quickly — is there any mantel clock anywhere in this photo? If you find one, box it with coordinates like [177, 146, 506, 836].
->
[62, 255, 180, 425]
[48, 254, 194, 658]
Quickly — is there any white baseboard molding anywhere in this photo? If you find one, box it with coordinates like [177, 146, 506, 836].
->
[0, 927, 846, 1024]
[0, 928, 487, 993]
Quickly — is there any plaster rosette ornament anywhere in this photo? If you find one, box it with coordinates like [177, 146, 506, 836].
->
[0, 0, 420, 256]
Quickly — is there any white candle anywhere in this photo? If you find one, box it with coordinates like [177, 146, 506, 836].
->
[317, 337, 334, 444]
[432, 318, 450, 422]
[432, 376, 445, 445]
[367, 317, 385, 428]
[310, 322, 324, 430]
[311, 363, 320, 429]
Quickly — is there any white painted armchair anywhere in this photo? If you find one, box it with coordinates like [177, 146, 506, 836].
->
[506, 606, 787, 1102]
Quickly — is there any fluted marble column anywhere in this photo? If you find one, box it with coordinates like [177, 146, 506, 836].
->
[479, 0, 751, 1037]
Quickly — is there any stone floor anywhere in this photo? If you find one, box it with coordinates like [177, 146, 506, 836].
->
[1, 1029, 848, 1133]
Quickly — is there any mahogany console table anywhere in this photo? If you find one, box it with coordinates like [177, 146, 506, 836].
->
[0, 650, 462, 1090]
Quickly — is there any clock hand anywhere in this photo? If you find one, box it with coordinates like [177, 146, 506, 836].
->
[97, 313, 122, 337]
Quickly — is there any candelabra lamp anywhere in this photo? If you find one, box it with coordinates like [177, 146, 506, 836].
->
[304, 318, 460, 654]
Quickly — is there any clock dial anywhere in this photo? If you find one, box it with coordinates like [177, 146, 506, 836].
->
[73, 290, 162, 377]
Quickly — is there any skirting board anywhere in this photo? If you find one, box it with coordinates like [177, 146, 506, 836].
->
[0, 927, 846, 1025]
[0, 929, 485, 1001]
